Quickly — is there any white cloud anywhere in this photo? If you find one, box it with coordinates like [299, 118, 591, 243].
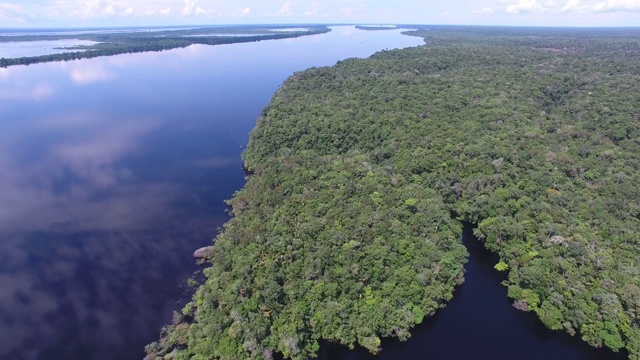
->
[473, 6, 496, 14]
[281, 2, 293, 16]
[181, 0, 199, 16]
[305, 2, 321, 16]
[498, 0, 640, 14]
[219, 6, 251, 18]
[141, 5, 171, 17]
[269, 2, 293, 16]
[181, 0, 192, 16]
[560, 0, 581, 11]
[52, 0, 179, 19]
[502, 0, 545, 14]
[0, 2, 20, 12]
[181, 0, 252, 18]
[40, 0, 259, 22]
[341, 7, 354, 15]
[0, 2, 24, 21]
[3, 0, 640, 27]
[593, 0, 640, 11]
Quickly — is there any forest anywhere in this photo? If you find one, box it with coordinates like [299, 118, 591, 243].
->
[0, 25, 330, 68]
[147, 27, 640, 359]
[355, 25, 398, 31]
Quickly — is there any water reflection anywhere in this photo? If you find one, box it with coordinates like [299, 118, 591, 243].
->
[0, 27, 424, 359]
[0, 40, 99, 58]
[0, 82, 55, 101]
[63, 63, 115, 85]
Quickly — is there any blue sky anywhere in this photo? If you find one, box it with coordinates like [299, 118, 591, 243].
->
[1, 0, 639, 28]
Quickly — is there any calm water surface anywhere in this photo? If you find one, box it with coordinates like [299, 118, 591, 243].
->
[0, 26, 627, 360]
[0, 39, 100, 58]
[0, 27, 422, 360]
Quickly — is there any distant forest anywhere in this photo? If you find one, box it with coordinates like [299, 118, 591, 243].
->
[355, 25, 397, 31]
[0, 26, 330, 68]
[147, 27, 640, 360]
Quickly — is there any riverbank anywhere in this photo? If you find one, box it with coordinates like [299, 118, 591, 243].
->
[150, 27, 640, 359]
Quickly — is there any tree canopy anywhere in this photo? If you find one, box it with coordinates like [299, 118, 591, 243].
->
[148, 26, 640, 359]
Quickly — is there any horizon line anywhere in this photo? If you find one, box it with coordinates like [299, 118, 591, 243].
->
[1, 23, 640, 31]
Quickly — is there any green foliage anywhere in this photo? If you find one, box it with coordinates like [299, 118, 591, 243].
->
[412, 305, 426, 324]
[494, 261, 509, 271]
[404, 198, 418, 206]
[151, 27, 640, 359]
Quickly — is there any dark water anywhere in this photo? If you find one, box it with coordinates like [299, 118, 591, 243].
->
[0, 27, 423, 360]
[0, 26, 627, 360]
[319, 224, 627, 360]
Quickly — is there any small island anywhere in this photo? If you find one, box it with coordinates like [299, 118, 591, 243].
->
[355, 25, 397, 31]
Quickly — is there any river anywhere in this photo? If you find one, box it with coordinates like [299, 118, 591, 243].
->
[0, 26, 626, 360]
[0, 26, 422, 360]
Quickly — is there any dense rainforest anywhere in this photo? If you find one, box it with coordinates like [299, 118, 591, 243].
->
[147, 27, 640, 359]
[0, 26, 330, 68]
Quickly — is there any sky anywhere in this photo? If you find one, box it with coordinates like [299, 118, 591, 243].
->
[0, 0, 639, 28]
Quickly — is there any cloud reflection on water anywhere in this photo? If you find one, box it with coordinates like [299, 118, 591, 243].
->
[0, 115, 164, 232]
[51, 119, 157, 188]
[0, 216, 218, 360]
[0, 83, 55, 101]
[52, 59, 116, 85]
[69, 64, 115, 85]
[0, 66, 214, 358]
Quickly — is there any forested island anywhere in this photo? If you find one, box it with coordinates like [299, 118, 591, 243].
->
[355, 25, 397, 31]
[0, 25, 330, 68]
[146, 27, 640, 359]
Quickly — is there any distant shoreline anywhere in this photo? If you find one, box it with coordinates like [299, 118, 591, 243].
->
[0, 25, 331, 68]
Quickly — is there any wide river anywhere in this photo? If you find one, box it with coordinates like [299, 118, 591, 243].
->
[0, 26, 626, 360]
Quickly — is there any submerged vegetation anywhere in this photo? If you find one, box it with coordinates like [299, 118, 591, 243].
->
[148, 27, 640, 359]
[0, 25, 330, 68]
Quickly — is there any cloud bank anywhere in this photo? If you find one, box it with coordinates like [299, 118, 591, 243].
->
[483, 0, 640, 15]
[0, 1, 638, 35]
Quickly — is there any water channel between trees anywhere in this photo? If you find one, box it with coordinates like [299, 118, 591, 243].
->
[318, 223, 626, 360]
